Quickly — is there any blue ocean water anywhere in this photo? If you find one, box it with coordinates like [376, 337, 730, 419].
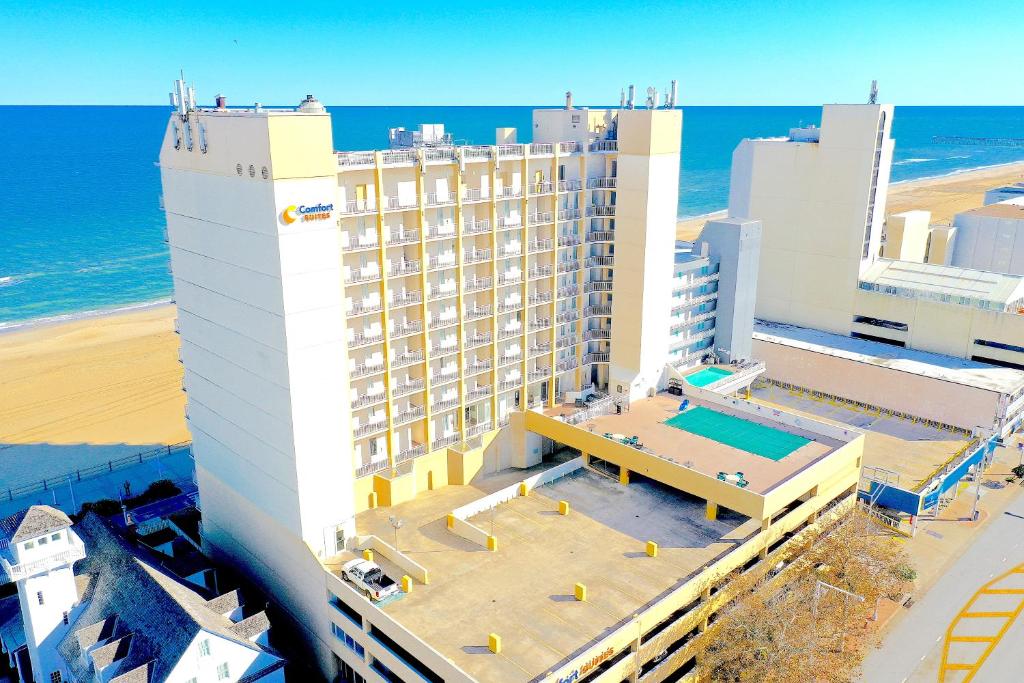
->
[1, 105, 1022, 328]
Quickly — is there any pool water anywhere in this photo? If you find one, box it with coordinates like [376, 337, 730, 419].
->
[665, 406, 810, 461]
[684, 366, 734, 388]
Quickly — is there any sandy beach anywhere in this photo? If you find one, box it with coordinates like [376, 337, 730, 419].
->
[1, 163, 1022, 457]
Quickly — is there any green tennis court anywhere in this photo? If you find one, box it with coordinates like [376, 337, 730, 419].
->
[664, 406, 810, 461]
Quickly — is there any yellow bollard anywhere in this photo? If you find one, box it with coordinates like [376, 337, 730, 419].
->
[574, 583, 587, 601]
[488, 633, 501, 654]
[559, 500, 570, 515]
[487, 535, 498, 552]
[519, 482, 528, 496]
[705, 501, 718, 521]
[447, 513, 455, 530]
[368, 491, 378, 509]
[619, 468, 630, 485]
[401, 575, 413, 593]
[646, 541, 658, 558]
[362, 549, 373, 562]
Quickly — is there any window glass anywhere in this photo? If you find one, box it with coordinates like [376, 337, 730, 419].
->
[217, 663, 229, 680]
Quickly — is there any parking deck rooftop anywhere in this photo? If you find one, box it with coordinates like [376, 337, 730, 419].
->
[329, 464, 759, 682]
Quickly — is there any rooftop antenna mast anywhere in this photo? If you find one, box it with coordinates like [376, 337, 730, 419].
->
[868, 80, 878, 105]
[620, 89, 626, 109]
[626, 85, 636, 110]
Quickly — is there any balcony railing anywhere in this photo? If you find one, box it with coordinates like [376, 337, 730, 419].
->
[462, 145, 492, 160]
[529, 182, 554, 195]
[589, 140, 618, 152]
[349, 331, 384, 348]
[394, 443, 427, 464]
[465, 360, 492, 375]
[428, 255, 458, 271]
[424, 147, 457, 163]
[462, 188, 490, 203]
[382, 149, 418, 165]
[556, 309, 580, 324]
[497, 301, 523, 314]
[346, 269, 382, 285]
[432, 343, 458, 357]
[527, 212, 554, 225]
[498, 186, 522, 199]
[383, 196, 418, 211]
[464, 306, 492, 321]
[557, 208, 581, 221]
[498, 377, 522, 392]
[556, 357, 579, 372]
[530, 143, 554, 156]
[342, 237, 379, 252]
[393, 406, 425, 425]
[392, 378, 425, 397]
[425, 192, 455, 207]
[425, 225, 457, 240]
[432, 397, 460, 412]
[670, 293, 717, 315]
[587, 177, 618, 189]
[464, 333, 492, 349]
[583, 352, 611, 364]
[463, 219, 491, 235]
[354, 421, 388, 439]
[559, 141, 580, 154]
[465, 277, 492, 293]
[466, 386, 493, 402]
[391, 320, 423, 338]
[585, 255, 615, 268]
[557, 284, 580, 298]
[387, 230, 419, 246]
[352, 392, 387, 409]
[556, 335, 578, 350]
[497, 144, 525, 158]
[583, 328, 611, 341]
[466, 421, 492, 437]
[497, 215, 523, 229]
[351, 363, 385, 379]
[392, 350, 425, 368]
[587, 230, 615, 242]
[432, 434, 461, 450]
[529, 318, 552, 330]
[527, 266, 554, 279]
[355, 459, 389, 479]
[586, 205, 616, 217]
[348, 300, 384, 317]
[557, 260, 581, 274]
[497, 272, 523, 286]
[498, 326, 522, 340]
[558, 233, 581, 247]
[337, 151, 376, 168]
[1, 539, 86, 581]
[528, 343, 552, 357]
[498, 244, 522, 258]
[464, 249, 492, 264]
[585, 305, 613, 316]
[431, 368, 459, 384]
[390, 291, 423, 308]
[584, 280, 614, 293]
[389, 260, 421, 278]
[529, 367, 552, 382]
[428, 314, 459, 328]
[557, 179, 582, 192]
[528, 292, 553, 305]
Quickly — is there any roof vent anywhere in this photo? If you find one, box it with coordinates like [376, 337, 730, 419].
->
[297, 94, 325, 113]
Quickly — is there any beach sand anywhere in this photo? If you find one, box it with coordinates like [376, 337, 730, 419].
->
[676, 161, 1024, 241]
[2, 163, 1022, 455]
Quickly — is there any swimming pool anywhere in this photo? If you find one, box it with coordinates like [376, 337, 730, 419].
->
[684, 366, 734, 388]
[665, 406, 810, 461]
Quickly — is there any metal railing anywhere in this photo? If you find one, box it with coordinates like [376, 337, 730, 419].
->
[391, 320, 423, 337]
[351, 363, 385, 379]
[390, 291, 423, 308]
[529, 318, 552, 330]
[558, 284, 580, 298]
[337, 151, 376, 167]
[342, 236, 379, 251]
[355, 459, 389, 479]
[2, 539, 86, 581]
[425, 225, 457, 240]
[464, 333, 492, 349]
[392, 350, 425, 367]
[529, 367, 552, 382]
[349, 331, 384, 348]
[498, 186, 522, 199]
[383, 196, 418, 211]
[427, 255, 458, 270]
[465, 306, 492, 321]
[584, 280, 613, 293]
[352, 392, 386, 409]
[497, 215, 522, 228]
[462, 146, 492, 160]
[464, 249, 492, 264]
[465, 360, 492, 374]
[528, 343, 552, 357]
[529, 182, 554, 194]
[558, 233, 582, 247]
[530, 143, 554, 155]
[557, 179, 582, 192]
[353, 421, 388, 439]
[347, 300, 383, 317]
[558, 260, 581, 273]
[497, 144, 525, 157]
[589, 140, 618, 152]
[430, 368, 459, 384]
[346, 268, 382, 284]
[498, 378, 522, 392]
[497, 301, 523, 314]
[498, 244, 522, 258]
[392, 378, 425, 397]
[585, 305, 612, 316]
[583, 352, 610, 364]
[387, 229, 419, 245]
[425, 192, 454, 207]
[527, 240, 554, 253]
[498, 272, 523, 286]
[393, 406, 425, 425]
[529, 292, 553, 304]
[498, 326, 523, 340]
[381, 149, 418, 165]
[463, 188, 490, 202]
[583, 328, 611, 340]
[587, 177, 618, 189]
[528, 212, 554, 225]
[466, 386, 493, 402]
[556, 357, 579, 372]
[389, 260, 421, 277]
[394, 444, 427, 464]
[432, 434, 462, 451]
[423, 148, 457, 163]
[528, 266, 554, 279]
[464, 277, 492, 293]
[586, 205, 616, 217]
[557, 208, 581, 221]
[556, 309, 580, 323]
[559, 141, 580, 154]
[467, 421, 493, 437]
[585, 255, 615, 268]
[432, 397, 460, 412]
[463, 219, 491, 235]
[587, 230, 615, 242]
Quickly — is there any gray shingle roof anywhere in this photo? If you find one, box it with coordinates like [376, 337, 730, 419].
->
[227, 611, 271, 641]
[0, 505, 72, 544]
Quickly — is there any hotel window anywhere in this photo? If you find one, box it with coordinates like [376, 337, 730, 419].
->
[24, 540, 34, 550]
[198, 639, 211, 656]
[37, 591, 44, 605]
[62, 612, 69, 625]
[216, 663, 230, 680]
[50, 672, 62, 683]
[51, 533, 61, 542]
[331, 622, 365, 658]
[39, 536, 48, 546]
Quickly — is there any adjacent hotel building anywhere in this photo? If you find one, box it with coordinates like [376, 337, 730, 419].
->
[159, 84, 862, 683]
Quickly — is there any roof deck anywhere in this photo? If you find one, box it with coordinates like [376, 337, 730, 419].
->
[542, 394, 845, 497]
[330, 464, 759, 682]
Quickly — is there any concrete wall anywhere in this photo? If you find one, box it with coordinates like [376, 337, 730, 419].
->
[699, 217, 762, 362]
[951, 209, 1024, 275]
[883, 210, 930, 262]
[752, 336, 1002, 432]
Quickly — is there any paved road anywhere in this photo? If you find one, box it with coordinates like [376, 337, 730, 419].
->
[861, 492, 1024, 682]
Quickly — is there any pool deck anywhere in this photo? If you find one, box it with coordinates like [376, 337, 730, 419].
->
[545, 394, 840, 495]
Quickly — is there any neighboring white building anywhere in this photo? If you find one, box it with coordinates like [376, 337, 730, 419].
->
[0, 508, 284, 683]
[984, 182, 1024, 206]
[950, 200, 1024, 276]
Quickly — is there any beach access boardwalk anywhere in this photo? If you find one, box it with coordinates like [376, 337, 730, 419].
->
[0, 443, 193, 519]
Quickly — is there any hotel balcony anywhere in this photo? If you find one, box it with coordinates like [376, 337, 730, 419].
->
[585, 255, 615, 268]
[527, 211, 554, 225]
[423, 147, 457, 163]
[497, 271, 523, 286]
[497, 300, 523, 314]
[391, 320, 423, 338]
[339, 199, 379, 216]
[557, 260, 581, 274]
[585, 304, 613, 317]
[529, 143, 554, 156]
[583, 280, 613, 293]
[672, 273, 721, 294]
[465, 359, 492, 375]
[587, 230, 615, 243]
[586, 205, 617, 218]
[498, 325, 523, 340]
[556, 335, 579, 350]
[529, 182, 554, 195]
[527, 265, 554, 280]
[556, 309, 580, 324]
[428, 285, 458, 301]
[557, 233, 582, 248]
[528, 291, 553, 305]
[347, 300, 384, 317]
[462, 188, 490, 203]
[498, 244, 522, 258]
[559, 141, 580, 154]
[497, 144, 525, 158]
[342, 236, 379, 252]
[425, 192, 455, 207]
[557, 208, 582, 221]
[464, 277, 492, 293]
[392, 377, 425, 398]
[431, 434, 461, 451]
[381, 149, 419, 165]
[355, 458, 389, 479]
[466, 386, 493, 402]
[497, 215, 523, 230]
[388, 229, 420, 246]
[425, 225, 458, 241]
[557, 179, 582, 192]
[556, 357, 579, 372]
[431, 367, 460, 385]
[431, 341, 458, 357]
[529, 317, 552, 331]
[669, 327, 716, 350]
[587, 177, 618, 189]
[464, 332, 492, 349]
[428, 312, 459, 329]
[589, 140, 618, 153]
[464, 306, 492, 322]
[462, 145, 492, 161]
[527, 239, 554, 254]
[557, 284, 579, 299]
[346, 268, 382, 285]
[337, 151, 376, 169]
[351, 362, 385, 379]
[464, 248, 491, 265]
[1, 534, 86, 581]
[349, 330, 385, 348]
[394, 442, 427, 464]
[498, 377, 523, 392]
[583, 328, 611, 341]
[466, 420, 493, 437]
[583, 352, 611, 364]
[393, 405, 425, 426]
[462, 219, 491, 236]
[383, 195, 419, 211]
[432, 396, 460, 412]
[352, 391, 387, 409]
[528, 366, 552, 382]
[427, 254, 458, 271]
[353, 420, 388, 439]
[390, 291, 423, 309]
[389, 259, 422, 278]
[497, 186, 523, 200]
[670, 292, 717, 315]
[392, 349, 425, 368]
[528, 342, 551, 357]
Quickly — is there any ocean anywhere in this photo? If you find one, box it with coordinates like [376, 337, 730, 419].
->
[1, 105, 1022, 329]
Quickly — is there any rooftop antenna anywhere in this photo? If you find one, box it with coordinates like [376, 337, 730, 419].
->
[565, 90, 573, 110]
[668, 80, 678, 108]
[620, 89, 626, 109]
[645, 86, 658, 109]
[868, 80, 878, 105]
[627, 85, 636, 110]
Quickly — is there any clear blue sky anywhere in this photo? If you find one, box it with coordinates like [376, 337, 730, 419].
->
[3, 0, 1021, 106]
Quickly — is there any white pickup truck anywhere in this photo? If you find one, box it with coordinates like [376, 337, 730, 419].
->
[341, 558, 400, 601]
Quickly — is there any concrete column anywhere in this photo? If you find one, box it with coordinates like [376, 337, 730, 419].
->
[705, 501, 718, 521]
[619, 467, 630, 485]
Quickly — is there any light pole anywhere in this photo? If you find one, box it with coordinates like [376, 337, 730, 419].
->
[388, 516, 403, 551]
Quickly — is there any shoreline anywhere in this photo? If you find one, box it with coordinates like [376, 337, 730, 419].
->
[0, 297, 173, 336]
